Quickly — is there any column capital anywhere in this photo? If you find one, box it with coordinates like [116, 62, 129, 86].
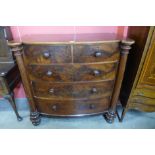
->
[8, 42, 23, 56]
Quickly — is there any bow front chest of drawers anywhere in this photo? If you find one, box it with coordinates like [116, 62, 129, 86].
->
[8, 34, 134, 126]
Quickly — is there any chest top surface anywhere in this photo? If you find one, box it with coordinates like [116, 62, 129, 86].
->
[10, 33, 125, 44]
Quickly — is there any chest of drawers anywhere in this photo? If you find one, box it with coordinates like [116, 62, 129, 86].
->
[8, 34, 134, 126]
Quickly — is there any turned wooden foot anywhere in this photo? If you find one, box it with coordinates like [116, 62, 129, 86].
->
[104, 110, 116, 124]
[30, 111, 41, 126]
[4, 92, 23, 121]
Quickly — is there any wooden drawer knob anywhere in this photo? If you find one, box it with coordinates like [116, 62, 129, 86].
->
[43, 51, 50, 58]
[94, 51, 102, 57]
[91, 88, 97, 93]
[0, 72, 6, 76]
[137, 92, 144, 96]
[89, 104, 95, 109]
[46, 71, 53, 77]
[49, 88, 54, 94]
[52, 105, 57, 111]
[93, 70, 101, 76]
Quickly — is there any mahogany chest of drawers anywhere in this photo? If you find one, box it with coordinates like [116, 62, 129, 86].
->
[8, 34, 134, 126]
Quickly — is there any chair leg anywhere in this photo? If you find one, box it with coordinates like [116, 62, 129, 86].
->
[4, 92, 23, 121]
[116, 105, 127, 122]
[120, 108, 127, 122]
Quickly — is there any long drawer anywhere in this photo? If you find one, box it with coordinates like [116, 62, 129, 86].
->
[27, 62, 118, 82]
[35, 97, 110, 116]
[32, 80, 114, 100]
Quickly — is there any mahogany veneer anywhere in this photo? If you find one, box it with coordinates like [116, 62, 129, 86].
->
[8, 33, 134, 126]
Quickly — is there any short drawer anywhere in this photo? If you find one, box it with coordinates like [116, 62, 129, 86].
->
[35, 97, 110, 116]
[23, 44, 72, 64]
[32, 80, 114, 99]
[73, 42, 120, 63]
[27, 62, 118, 82]
[133, 88, 155, 99]
[131, 95, 155, 106]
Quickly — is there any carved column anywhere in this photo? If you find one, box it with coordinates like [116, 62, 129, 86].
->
[8, 42, 41, 126]
[104, 39, 135, 123]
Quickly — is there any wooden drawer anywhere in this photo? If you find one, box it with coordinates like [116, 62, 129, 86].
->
[27, 64, 73, 82]
[133, 88, 155, 99]
[35, 97, 110, 116]
[72, 63, 118, 81]
[73, 42, 120, 63]
[27, 62, 118, 82]
[23, 44, 72, 64]
[32, 80, 114, 99]
[131, 95, 155, 106]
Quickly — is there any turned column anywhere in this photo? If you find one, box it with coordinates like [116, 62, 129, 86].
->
[8, 42, 41, 126]
[104, 39, 135, 123]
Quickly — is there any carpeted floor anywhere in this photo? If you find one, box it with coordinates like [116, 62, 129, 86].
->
[0, 98, 155, 129]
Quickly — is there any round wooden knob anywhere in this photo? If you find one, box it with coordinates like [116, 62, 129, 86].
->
[49, 88, 54, 94]
[46, 71, 53, 77]
[137, 92, 144, 96]
[52, 105, 57, 111]
[95, 51, 102, 57]
[92, 88, 97, 93]
[93, 70, 100, 76]
[43, 51, 50, 58]
[89, 104, 95, 109]
[0, 72, 6, 76]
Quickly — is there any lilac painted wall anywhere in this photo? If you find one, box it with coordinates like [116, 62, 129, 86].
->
[10, 26, 127, 98]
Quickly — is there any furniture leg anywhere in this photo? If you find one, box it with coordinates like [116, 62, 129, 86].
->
[104, 109, 116, 123]
[104, 39, 135, 123]
[4, 92, 23, 121]
[9, 43, 40, 126]
[30, 111, 41, 126]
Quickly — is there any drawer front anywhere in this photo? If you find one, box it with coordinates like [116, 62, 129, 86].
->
[73, 42, 120, 63]
[130, 103, 155, 112]
[32, 80, 114, 99]
[72, 63, 118, 81]
[35, 97, 110, 116]
[28, 62, 118, 82]
[131, 95, 155, 106]
[23, 44, 72, 64]
[27, 64, 73, 82]
[133, 88, 155, 99]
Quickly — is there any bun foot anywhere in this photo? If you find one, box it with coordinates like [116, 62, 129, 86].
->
[30, 111, 41, 126]
[104, 110, 116, 124]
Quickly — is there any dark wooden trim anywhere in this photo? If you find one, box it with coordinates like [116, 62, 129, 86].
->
[104, 39, 135, 123]
[8, 43, 37, 112]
